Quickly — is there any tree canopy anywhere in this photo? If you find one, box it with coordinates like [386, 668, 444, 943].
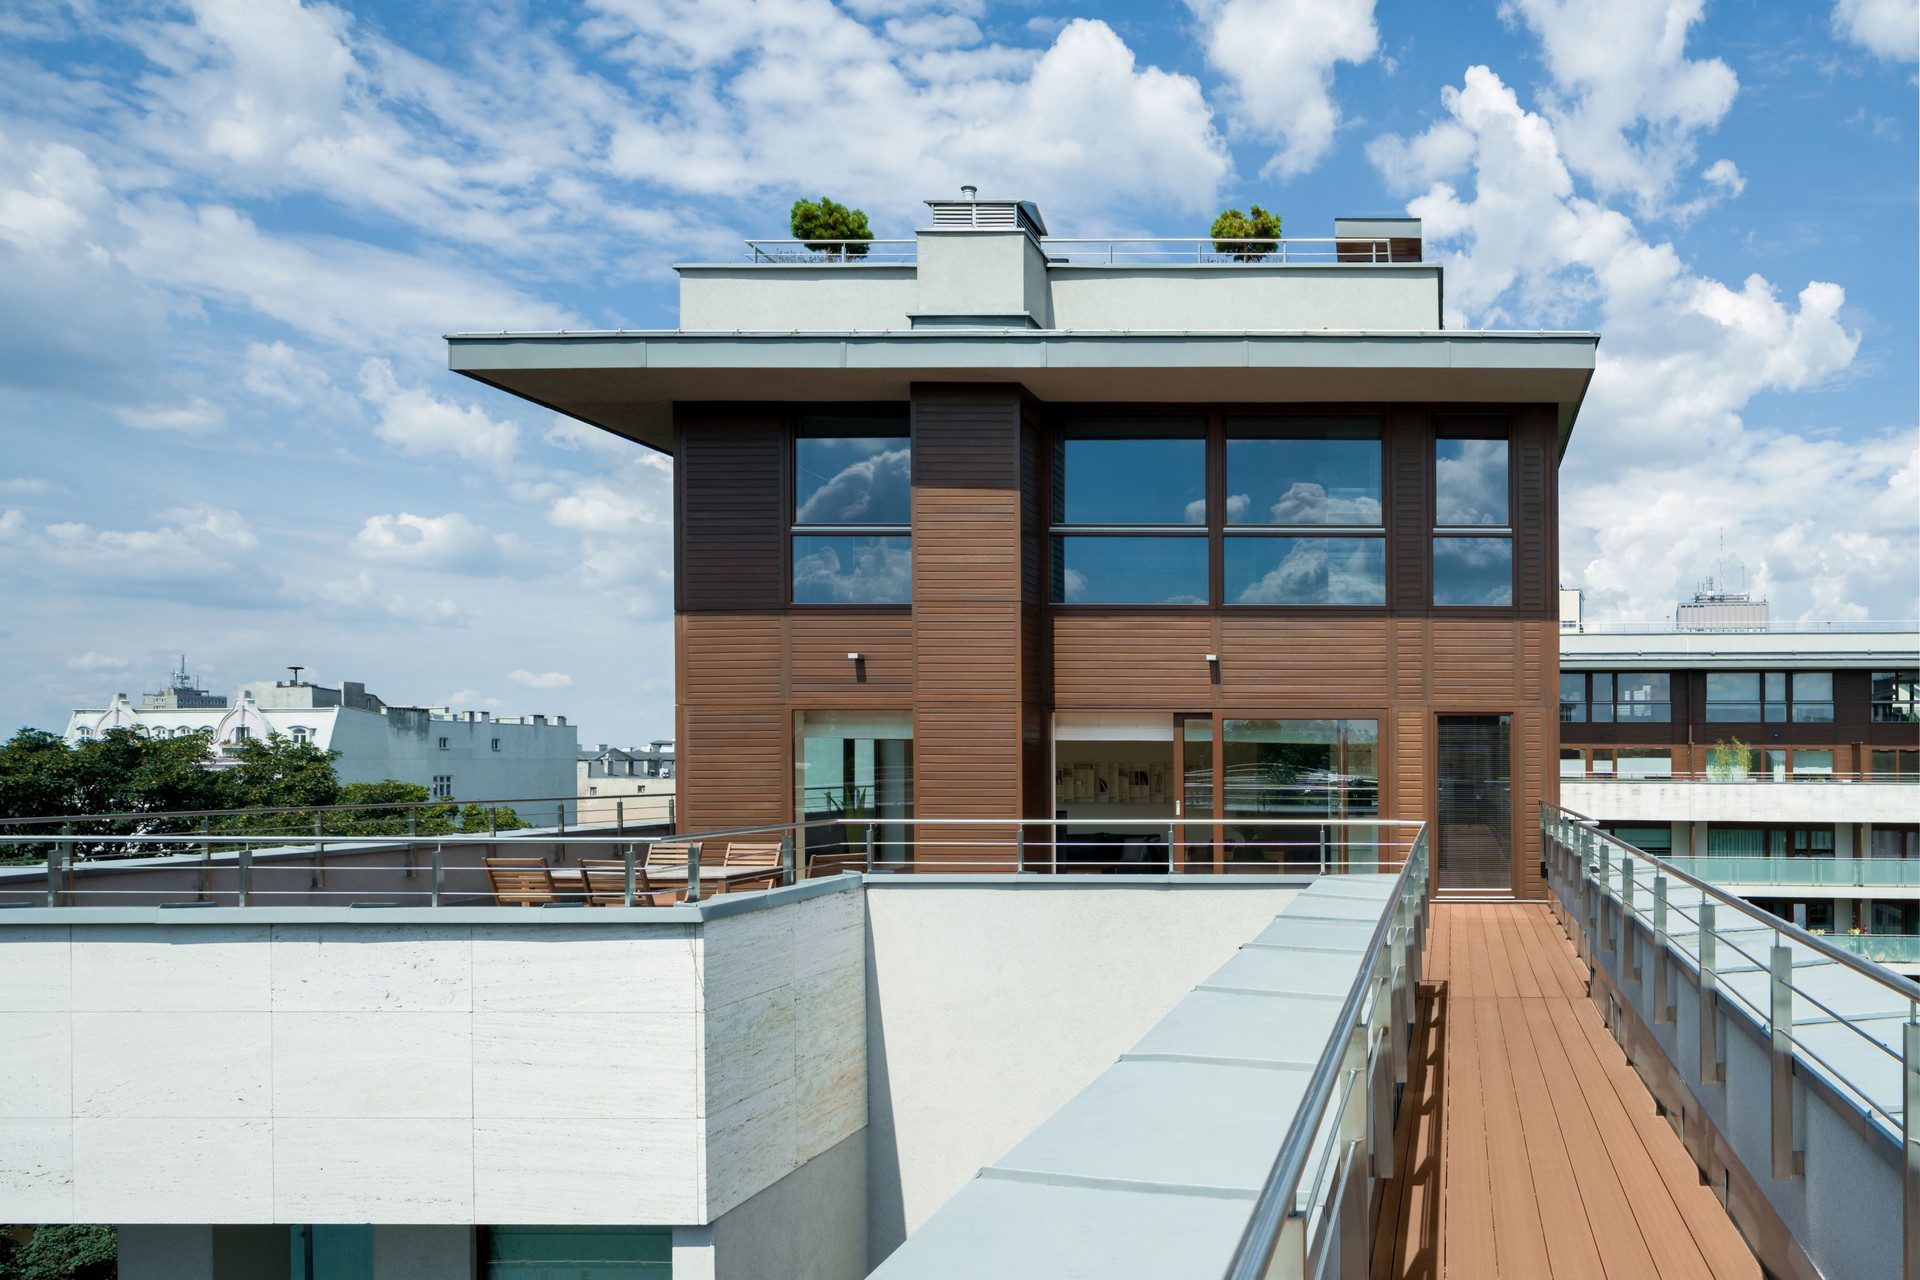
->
[790, 196, 873, 258]
[1210, 205, 1282, 261]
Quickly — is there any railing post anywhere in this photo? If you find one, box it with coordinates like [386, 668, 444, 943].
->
[238, 846, 252, 907]
[1903, 1017, 1920, 1278]
[780, 834, 795, 886]
[623, 844, 636, 907]
[684, 840, 702, 905]
[1654, 874, 1673, 1024]
[1770, 945, 1801, 1178]
[668, 795, 676, 828]
[489, 808, 497, 837]
[865, 822, 877, 870]
[1598, 843, 1614, 955]
[556, 804, 565, 835]
[1622, 856, 1639, 982]
[1167, 823, 1179, 875]
[1014, 826, 1028, 874]
[409, 810, 418, 839]
[47, 826, 67, 907]
[431, 844, 443, 907]
[1699, 901, 1723, 1083]
[616, 800, 624, 836]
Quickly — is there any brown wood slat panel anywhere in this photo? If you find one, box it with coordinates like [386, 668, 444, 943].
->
[790, 614, 913, 695]
[1395, 709, 1430, 823]
[1430, 621, 1521, 702]
[914, 703, 1023, 862]
[915, 603, 1022, 701]
[1516, 705, 1547, 897]
[1052, 615, 1215, 706]
[1393, 620, 1429, 702]
[1388, 408, 1431, 613]
[677, 416, 786, 611]
[1513, 408, 1556, 617]
[1217, 619, 1390, 701]
[677, 705, 787, 831]
[679, 614, 783, 702]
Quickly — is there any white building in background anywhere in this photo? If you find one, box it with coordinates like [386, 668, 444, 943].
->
[577, 739, 676, 825]
[63, 671, 578, 821]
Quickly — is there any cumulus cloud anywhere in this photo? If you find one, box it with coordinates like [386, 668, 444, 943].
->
[0, 503, 260, 591]
[360, 359, 520, 471]
[1185, 0, 1379, 177]
[316, 571, 469, 626]
[116, 397, 226, 435]
[1496, 0, 1739, 216]
[1832, 0, 1919, 61]
[508, 668, 573, 689]
[348, 512, 509, 575]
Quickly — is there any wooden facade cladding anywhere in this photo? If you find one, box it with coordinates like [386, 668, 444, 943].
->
[670, 398, 1566, 895]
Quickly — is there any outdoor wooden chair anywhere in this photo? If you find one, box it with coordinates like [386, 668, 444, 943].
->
[719, 839, 786, 893]
[580, 859, 682, 907]
[485, 857, 556, 907]
[645, 839, 697, 869]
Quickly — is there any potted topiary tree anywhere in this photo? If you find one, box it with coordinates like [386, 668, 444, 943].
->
[791, 196, 874, 260]
[1210, 204, 1281, 261]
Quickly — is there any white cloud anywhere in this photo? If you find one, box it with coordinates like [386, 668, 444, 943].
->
[1832, 0, 1919, 61]
[507, 668, 573, 689]
[348, 511, 509, 575]
[359, 359, 520, 471]
[1184, 0, 1379, 177]
[0, 503, 260, 589]
[1496, 0, 1739, 216]
[316, 570, 469, 626]
[0, 510, 21, 539]
[65, 651, 130, 671]
[0, 478, 52, 495]
[116, 397, 226, 435]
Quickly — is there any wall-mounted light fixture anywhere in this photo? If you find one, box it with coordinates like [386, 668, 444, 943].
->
[1204, 654, 1218, 663]
[847, 652, 863, 661]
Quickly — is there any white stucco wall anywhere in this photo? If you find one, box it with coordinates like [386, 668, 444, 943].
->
[861, 880, 1301, 1266]
[0, 884, 866, 1230]
[678, 268, 919, 331]
[1046, 266, 1441, 332]
[1562, 779, 1918, 824]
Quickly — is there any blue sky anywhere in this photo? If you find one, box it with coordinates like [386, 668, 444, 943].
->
[0, 0, 1914, 747]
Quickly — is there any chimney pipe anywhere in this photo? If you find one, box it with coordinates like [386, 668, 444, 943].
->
[961, 184, 977, 201]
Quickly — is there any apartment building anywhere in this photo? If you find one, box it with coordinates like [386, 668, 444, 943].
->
[452, 195, 1597, 899]
[1559, 596, 1920, 955]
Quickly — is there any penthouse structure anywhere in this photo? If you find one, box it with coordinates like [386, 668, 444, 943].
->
[451, 195, 1597, 898]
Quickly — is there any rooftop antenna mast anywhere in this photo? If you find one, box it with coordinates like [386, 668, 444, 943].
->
[287, 665, 304, 685]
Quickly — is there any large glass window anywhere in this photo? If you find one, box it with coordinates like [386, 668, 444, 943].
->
[1561, 671, 1671, 723]
[1872, 671, 1919, 722]
[792, 418, 910, 604]
[794, 711, 913, 869]
[1433, 419, 1512, 607]
[1221, 719, 1380, 870]
[1051, 418, 1208, 604]
[1052, 713, 1176, 872]
[1706, 671, 1834, 723]
[1223, 417, 1385, 605]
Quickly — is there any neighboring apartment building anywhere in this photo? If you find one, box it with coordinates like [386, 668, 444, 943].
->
[452, 195, 1597, 898]
[63, 671, 578, 820]
[1559, 590, 1920, 951]
[578, 739, 676, 825]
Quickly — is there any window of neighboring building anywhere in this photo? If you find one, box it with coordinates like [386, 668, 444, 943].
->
[1560, 672, 1670, 723]
[1870, 825, 1920, 859]
[1578, 747, 1673, 779]
[290, 727, 311, 745]
[1222, 417, 1385, 606]
[491, 737, 501, 752]
[1705, 671, 1834, 723]
[1706, 825, 1835, 857]
[792, 417, 911, 605]
[1051, 418, 1208, 604]
[1559, 747, 1584, 778]
[1606, 826, 1673, 857]
[1432, 417, 1512, 606]
[431, 775, 452, 799]
[438, 736, 449, 750]
[1872, 671, 1920, 722]
[1791, 748, 1834, 779]
[1873, 749, 1918, 778]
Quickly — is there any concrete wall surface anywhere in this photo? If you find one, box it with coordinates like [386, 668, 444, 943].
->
[0, 881, 865, 1228]
[1046, 267, 1440, 332]
[677, 1129, 867, 1280]
[861, 880, 1301, 1264]
[1563, 779, 1917, 824]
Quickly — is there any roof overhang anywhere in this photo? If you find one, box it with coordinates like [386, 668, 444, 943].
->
[446, 329, 1598, 456]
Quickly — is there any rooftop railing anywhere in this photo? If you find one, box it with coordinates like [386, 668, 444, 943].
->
[1543, 803, 1920, 1274]
[735, 237, 1409, 266]
[1661, 856, 1920, 890]
[0, 816, 1424, 910]
[1226, 823, 1430, 1279]
[1567, 619, 1919, 635]
[1563, 770, 1918, 784]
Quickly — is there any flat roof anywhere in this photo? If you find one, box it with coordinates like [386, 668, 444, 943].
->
[447, 328, 1598, 455]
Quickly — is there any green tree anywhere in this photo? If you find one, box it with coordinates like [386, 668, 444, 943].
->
[458, 801, 530, 833]
[216, 733, 342, 815]
[1210, 204, 1282, 261]
[324, 780, 453, 836]
[0, 1223, 117, 1280]
[790, 196, 873, 258]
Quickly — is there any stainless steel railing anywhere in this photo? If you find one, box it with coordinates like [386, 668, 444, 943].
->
[1542, 803, 1920, 1274]
[1224, 824, 1430, 1280]
[734, 236, 1414, 267]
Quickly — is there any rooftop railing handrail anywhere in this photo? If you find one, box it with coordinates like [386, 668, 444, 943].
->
[1549, 801, 1920, 1006]
[1565, 619, 1919, 635]
[1225, 824, 1428, 1279]
[0, 792, 608, 830]
[1565, 771, 1916, 783]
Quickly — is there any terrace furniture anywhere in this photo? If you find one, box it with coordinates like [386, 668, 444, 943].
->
[645, 840, 697, 868]
[719, 840, 786, 893]
[580, 859, 682, 907]
[485, 857, 557, 907]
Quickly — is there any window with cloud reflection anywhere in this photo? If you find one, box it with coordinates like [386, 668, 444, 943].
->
[1434, 437, 1509, 526]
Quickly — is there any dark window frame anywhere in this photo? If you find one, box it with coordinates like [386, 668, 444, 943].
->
[788, 411, 913, 607]
[1704, 670, 1836, 724]
[1871, 670, 1920, 723]
[1430, 414, 1514, 608]
[1559, 671, 1672, 724]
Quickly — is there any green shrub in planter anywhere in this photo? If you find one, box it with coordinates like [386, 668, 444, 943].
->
[790, 197, 873, 258]
[1210, 205, 1281, 261]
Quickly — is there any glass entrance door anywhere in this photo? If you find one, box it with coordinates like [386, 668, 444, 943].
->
[1436, 714, 1512, 891]
[794, 711, 914, 870]
[1175, 714, 1214, 871]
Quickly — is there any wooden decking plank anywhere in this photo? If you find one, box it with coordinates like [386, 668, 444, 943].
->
[1484, 906, 1523, 999]
[1517, 994, 1714, 1280]
[1439, 991, 1501, 1279]
[1374, 982, 1445, 1280]
[1489, 992, 1609, 1280]
[1554, 982, 1765, 1279]
[1499, 907, 1546, 1000]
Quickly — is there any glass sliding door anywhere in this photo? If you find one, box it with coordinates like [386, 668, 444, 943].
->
[1177, 714, 1215, 871]
[794, 711, 913, 870]
[1052, 712, 1175, 872]
[1221, 719, 1380, 872]
[1436, 715, 1512, 890]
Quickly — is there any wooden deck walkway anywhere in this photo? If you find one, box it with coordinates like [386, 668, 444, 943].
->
[1373, 902, 1763, 1280]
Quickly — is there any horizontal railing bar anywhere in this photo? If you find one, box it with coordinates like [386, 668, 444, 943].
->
[0, 792, 607, 829]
